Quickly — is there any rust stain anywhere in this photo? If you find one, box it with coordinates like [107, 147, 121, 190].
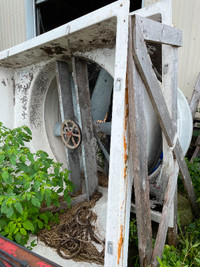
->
[117, 225, 124, 264]
[123, 75, 129, 179]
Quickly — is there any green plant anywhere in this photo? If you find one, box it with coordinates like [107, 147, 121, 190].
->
[129, 218, 140, 266]
[185, 157, 200, 199]
[158, 218, 200, 266]
[129, 218, 138, 245]
[0, 122, 74, 246]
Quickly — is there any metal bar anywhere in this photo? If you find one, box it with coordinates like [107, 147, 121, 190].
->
[36, 0, 49, 5]
[25, 0, 36, 39]
[0, 249, 27, 266]
[104, 1, 131, 266]
[0, 236, 61, 267]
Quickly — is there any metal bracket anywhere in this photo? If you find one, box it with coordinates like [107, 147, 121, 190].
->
[107, 241, 113, 255]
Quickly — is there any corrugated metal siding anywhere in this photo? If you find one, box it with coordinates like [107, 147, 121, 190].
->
[172, 0, 200, 101]
[0, 0, 26, 51]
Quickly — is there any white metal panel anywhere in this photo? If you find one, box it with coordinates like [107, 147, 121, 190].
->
[0, 67, 14, 128]
[0, 0, 26, 51]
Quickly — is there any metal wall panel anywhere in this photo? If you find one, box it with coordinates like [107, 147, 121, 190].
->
[0, 0, 26, 51]
[172, 0, 200, 101]
[144, 0, 200, 101]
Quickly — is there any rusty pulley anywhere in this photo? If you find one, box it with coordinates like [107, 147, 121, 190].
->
[61, 119, 82, 149]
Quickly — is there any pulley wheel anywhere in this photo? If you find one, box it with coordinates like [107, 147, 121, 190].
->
[61, 119, 82, 149]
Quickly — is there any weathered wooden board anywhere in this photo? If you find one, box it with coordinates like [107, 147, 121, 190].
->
[167, 189, 178, 247]
[190, 136, 200, 162]
[132, 16, 176, 147]
[135, 15, 182, 47]
[131, 15, 198, 214]
[55, 61, 81, 192]
[72, 57, 98, 198]
[151, 162, 179, 266]
[190, 72, 200, 119]
[174, 139, 199, 214]
[128, 22, 152, 266]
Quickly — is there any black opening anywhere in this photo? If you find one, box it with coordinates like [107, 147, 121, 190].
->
[35, 0, 142, 35]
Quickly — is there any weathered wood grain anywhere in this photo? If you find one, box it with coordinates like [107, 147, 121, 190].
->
[128, 21, 152, 266]
[56, 61, 81, 193]
[167, 189, 178, 247]
[135, 15, 182, 47]
[151, 162, 179, 266]
[190, 73, 200, 119]
[132, 16, 176, 147]
[72, 57, 98, 198]
[174, 139, 199, 214]
[131, 16, 198, 214]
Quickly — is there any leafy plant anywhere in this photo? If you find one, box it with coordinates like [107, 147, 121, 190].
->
[129, 218, 138, 245]
[0, 122, 74, 246]
[186, 157, 200, 199]
[129, 218, 140, 266]
[158, 217, 200, 266]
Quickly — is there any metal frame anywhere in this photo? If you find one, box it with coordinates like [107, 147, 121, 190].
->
[25, 0, 36, 39]
[0, 1, 197, 267]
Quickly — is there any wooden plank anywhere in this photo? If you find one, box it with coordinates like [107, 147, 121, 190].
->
[72, 57, 98, 198]
[162, 42, 178, 249]
[135, 15, 182, 47]
[132, 16, 176, 147]
[190, 146, 200, 161]
[128, 25, 152, 266]
[167, 189, 178, 247]
[189, 72, 200, 119]
[151, 162, 179, 266]
[131, 203, 173, 227]
[55, 61, 81, 193]
[190, 135, 200, 162]
[173, 140, 199, 214]
[131, 15, 199, 214]
[171, 48, 178, 129]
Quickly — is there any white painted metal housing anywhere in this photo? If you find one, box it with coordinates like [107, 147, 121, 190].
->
[0, 0, 193, 266]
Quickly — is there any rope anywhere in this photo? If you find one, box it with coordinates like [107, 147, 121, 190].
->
[38, 192, 105, 265]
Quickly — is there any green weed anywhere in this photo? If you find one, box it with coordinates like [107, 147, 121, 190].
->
[0, 122, 73, 247]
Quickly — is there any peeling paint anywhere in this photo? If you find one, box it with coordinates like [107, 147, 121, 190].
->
[117, 225, 124, 264]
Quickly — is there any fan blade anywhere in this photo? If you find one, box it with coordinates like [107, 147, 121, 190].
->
[54, 121, 62, 136]
[91, 69, 113, 122]
[95, 122, 111, 135]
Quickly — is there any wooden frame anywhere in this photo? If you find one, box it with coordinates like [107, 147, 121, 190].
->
[128, 13, 198, 267]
